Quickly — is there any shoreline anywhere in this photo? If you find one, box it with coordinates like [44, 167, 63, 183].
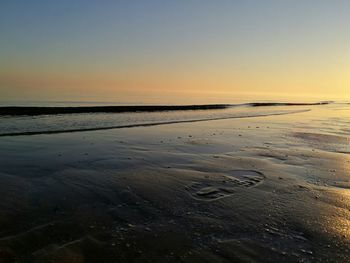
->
[0, 109, 309, 137]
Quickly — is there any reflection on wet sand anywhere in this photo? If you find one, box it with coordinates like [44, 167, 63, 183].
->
[0, 104, 349, 262]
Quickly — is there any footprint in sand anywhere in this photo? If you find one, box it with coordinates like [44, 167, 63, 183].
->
[188, 170, 265, 201]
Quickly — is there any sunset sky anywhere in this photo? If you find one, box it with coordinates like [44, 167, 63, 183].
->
[1, 1, 349, 103]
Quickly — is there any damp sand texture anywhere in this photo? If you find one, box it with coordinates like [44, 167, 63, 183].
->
[0, 103, 349, 262]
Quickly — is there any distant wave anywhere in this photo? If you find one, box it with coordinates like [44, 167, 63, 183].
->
[0, 101, 331, 116]
[0, 109, 310, 137]
[0, 104, 229, 116]
[247, 101, 332, 107]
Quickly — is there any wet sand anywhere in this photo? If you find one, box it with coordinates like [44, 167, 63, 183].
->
[0, 104, 349, 262]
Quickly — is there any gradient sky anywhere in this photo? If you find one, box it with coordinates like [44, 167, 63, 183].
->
[1, 1, 349, 103]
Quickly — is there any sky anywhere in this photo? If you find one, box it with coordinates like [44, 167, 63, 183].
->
[0, 0, 349, 103]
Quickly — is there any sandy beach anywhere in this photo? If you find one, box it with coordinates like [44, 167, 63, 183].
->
[0, 103, 349, 262]
[2, 1, 350, 262]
